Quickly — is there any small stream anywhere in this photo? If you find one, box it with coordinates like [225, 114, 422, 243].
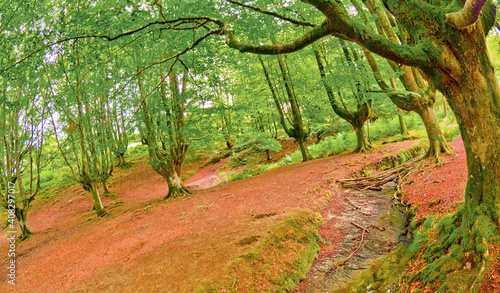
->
[298, 184, 408, 292]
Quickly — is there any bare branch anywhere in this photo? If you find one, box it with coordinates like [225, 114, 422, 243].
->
[446, 0, 488, 29]
[226, 0, 317, 27]
[5, 17, 224, 71]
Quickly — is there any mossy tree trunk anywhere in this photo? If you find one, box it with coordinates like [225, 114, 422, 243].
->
[15, 207, 32, 240]
[111, 101, 129, 167]
[355, 123, 371, 153]
[117, 154, 126, 166]
[90, 181, 106, 217]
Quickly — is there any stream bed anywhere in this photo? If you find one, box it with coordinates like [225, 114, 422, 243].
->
[297, 184, 409, 292]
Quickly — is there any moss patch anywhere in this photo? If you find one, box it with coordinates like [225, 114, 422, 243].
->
[196, 209, 322, 292]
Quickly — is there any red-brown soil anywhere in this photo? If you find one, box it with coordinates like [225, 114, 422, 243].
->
[402, 138, 467, 220]
[0, 138, 471, 293]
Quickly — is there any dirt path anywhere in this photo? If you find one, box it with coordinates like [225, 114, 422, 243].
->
[0, 139, 419, 293]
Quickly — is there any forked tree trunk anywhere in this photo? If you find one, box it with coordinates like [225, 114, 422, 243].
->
[137, 66, 191, 200]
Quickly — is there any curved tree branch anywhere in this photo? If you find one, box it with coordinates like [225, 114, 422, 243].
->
[226, 0, 317, 27]
[225, 1, 430, 66]
[224, 22, 331, 54]
[446, 0, 488, 29]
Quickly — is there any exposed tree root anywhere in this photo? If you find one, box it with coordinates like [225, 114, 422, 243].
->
[164, 185, 193, 199]
[354, 143, 373, 153]
[424, 138, 453, 162]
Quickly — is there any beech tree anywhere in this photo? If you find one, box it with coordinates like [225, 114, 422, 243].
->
[259, 55, 312, 161]
[0, 76, 47, 239]
[314, 41, 375, 153]
[4, 0, 500, 289]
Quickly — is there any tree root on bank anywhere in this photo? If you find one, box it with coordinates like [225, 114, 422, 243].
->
[400, 204, 498, 292]
[354, 144, 373, 153]
[164, 185, 194, 199]
[424, 139, 453, 162]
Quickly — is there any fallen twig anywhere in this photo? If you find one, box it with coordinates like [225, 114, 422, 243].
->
[344, 223, 368, 264]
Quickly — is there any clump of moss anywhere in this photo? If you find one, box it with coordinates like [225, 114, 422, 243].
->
[196, 210, 322, 293]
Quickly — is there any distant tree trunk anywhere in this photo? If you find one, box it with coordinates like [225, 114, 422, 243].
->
[117, 154, 125, 166]
[417, 106, 451, 159]
[443, 99, 448, 118]
[355, 125, 371, 152]
[15, 207, 32, 240]
[365, 120, 371, 143]
[258, 56, 311, 162]
[276, 56, 311, 161]
[398, 109, 409, 136]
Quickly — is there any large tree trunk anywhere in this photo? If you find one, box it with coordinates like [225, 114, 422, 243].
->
[420, 38, 500, 288]
[354, 124, 371, 153]
[416, 106, 452, 160]
[165, 167, 191, 199]
[150, 159, 190, 199]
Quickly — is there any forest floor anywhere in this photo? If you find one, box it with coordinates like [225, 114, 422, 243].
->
[0, 137, 473, 292]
